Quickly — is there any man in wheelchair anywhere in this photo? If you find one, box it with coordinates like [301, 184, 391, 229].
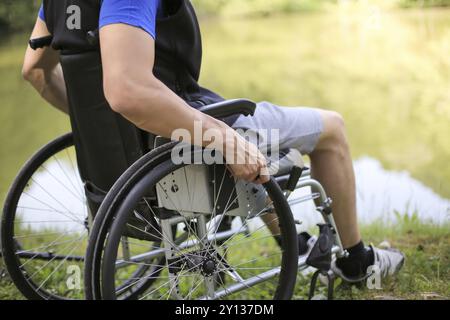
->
[21, 0, 403, 292]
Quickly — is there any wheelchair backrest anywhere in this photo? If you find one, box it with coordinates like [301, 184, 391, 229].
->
[43, 0, 224, 213]
[40, 0, 156, 212]
[60, 51, 148, 205]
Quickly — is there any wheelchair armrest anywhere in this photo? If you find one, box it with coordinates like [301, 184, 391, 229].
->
[151, 99, 256, 149]
[197, 99, 256, 119]
[29, 35, 53, 50]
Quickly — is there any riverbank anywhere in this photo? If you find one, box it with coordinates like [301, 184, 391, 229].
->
[296, 217, 449, 300]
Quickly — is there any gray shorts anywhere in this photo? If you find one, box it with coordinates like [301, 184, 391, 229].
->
[232, 101, 323, 155]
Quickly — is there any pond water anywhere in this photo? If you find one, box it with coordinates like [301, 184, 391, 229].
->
[0, 7, 449, 225]
[290, 156, 449, 228]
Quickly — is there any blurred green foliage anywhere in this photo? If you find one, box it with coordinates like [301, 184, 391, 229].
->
[191, 0, 335, 16]
[191, 0, 450, 15]
[1, 0, 450, 35]
[398, 0, 450, 7]
[0, 0, 40, 34]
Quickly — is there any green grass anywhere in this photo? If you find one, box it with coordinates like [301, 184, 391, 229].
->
[1, 219, 448, 300]
[296, 217, 450, 300]
[0, 272, 23, 300]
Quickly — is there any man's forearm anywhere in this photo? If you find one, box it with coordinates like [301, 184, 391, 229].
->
[42, 64, 69, 113]
[26, 63, 69, 114]
[110, 78, 268, 182]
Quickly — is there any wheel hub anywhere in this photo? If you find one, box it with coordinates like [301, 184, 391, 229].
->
[201, 258, 217, 276]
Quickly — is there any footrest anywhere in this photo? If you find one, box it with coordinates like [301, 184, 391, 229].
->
[306, 223, 333, 270]
[308, 269, 335, 300]
[306, 223, 335, 300]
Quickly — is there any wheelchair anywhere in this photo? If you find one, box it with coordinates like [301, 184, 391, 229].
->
[1, 37, 346, 301]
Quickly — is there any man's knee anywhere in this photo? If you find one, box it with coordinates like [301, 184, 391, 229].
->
[324, 110, 345, 134]
[315, 110, 348, 152]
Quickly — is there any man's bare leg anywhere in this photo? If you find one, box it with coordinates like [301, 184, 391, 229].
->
[261, 109, 404, 279]
[308, 112, 405, 280]
[261, 213, 280, 236]
[309, 110, 361, 249]
[261, 110, 360, 250]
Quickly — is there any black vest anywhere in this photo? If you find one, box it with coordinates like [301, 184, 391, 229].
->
[42, 0, 227, 109]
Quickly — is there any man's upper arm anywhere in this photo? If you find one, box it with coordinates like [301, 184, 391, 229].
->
[99, 0, 159, 39]
[99, 0, 160, 86]
[23, 16, 58, 74]
[99, 23, 158, 108]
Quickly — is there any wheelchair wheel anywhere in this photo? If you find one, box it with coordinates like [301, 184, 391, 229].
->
[86, 143, 299, 300]
[1, 133, 87, 299]
[1, 133, 164, 300]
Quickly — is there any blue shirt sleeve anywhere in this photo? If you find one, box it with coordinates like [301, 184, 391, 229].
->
[99, 0, 160, 39]
[38, 4, 45, 21]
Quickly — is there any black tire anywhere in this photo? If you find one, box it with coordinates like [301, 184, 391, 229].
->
[85, 142, 179, 300]
[87, 143, 298, 300]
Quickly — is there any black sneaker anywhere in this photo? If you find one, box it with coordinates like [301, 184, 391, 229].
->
[331, 243, 405, 283]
